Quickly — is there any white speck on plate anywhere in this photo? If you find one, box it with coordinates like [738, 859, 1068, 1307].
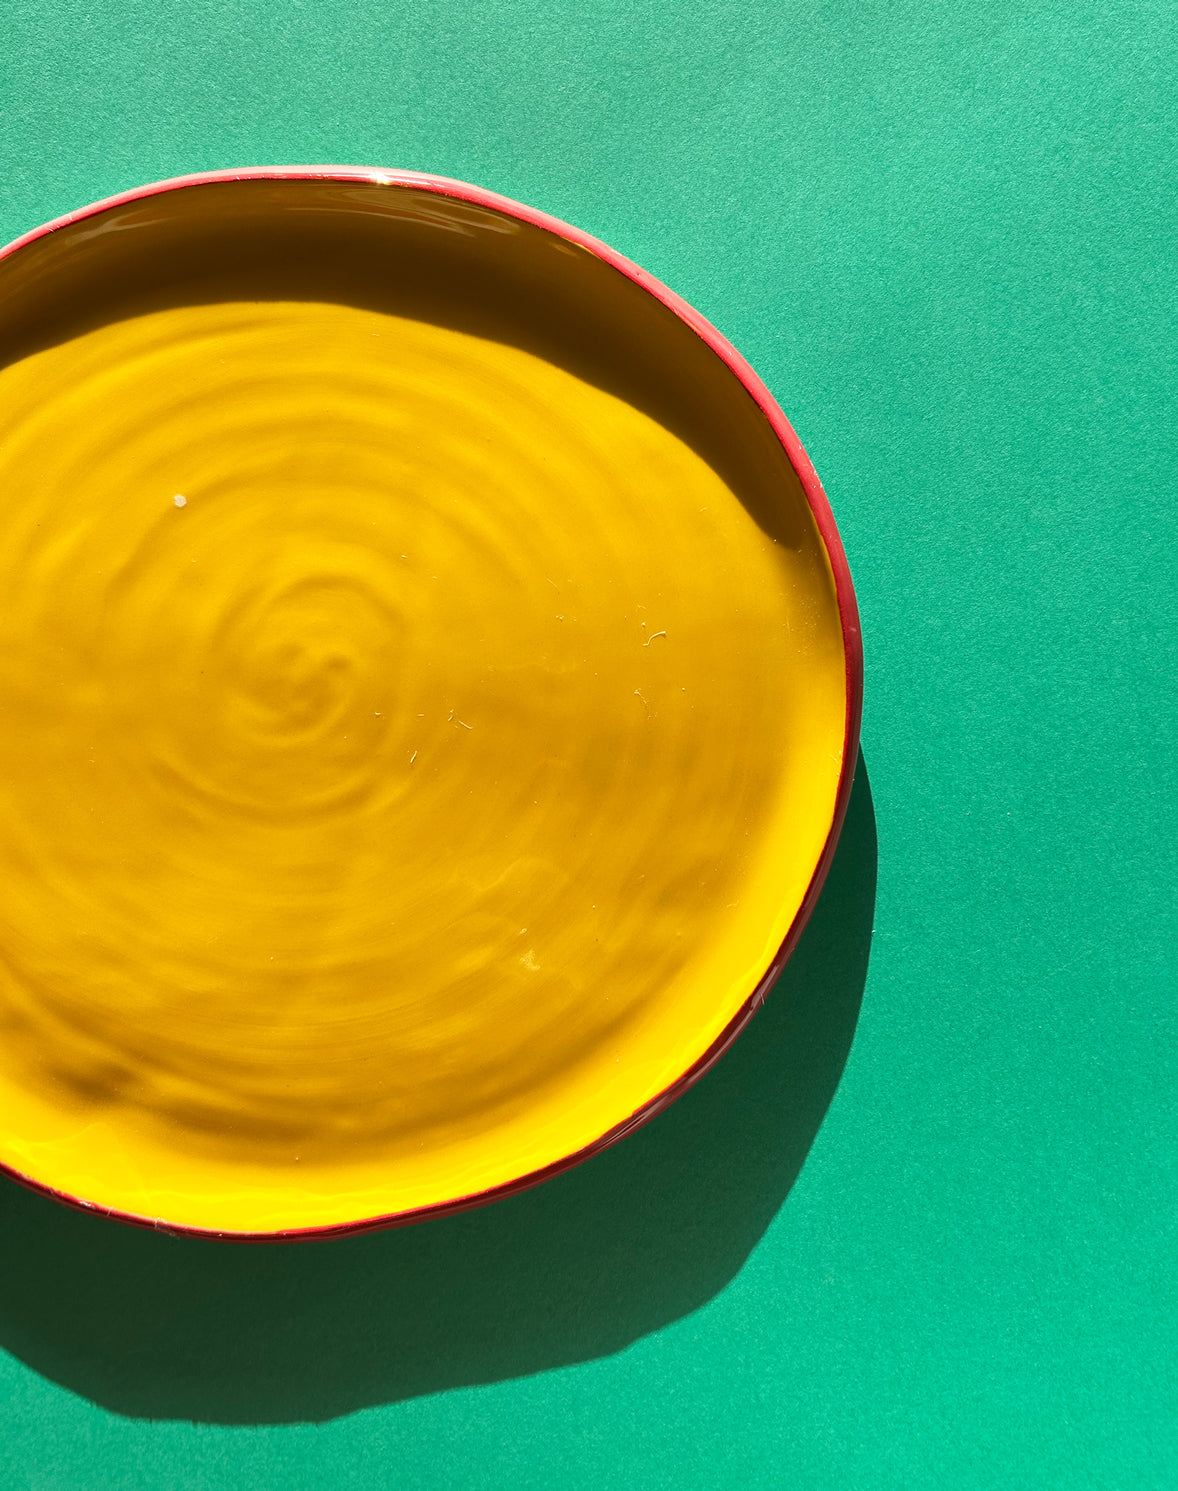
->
[173, 494, 187, 508]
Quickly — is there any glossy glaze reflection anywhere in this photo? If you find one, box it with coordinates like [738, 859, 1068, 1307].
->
[0, 181, 847, 1231]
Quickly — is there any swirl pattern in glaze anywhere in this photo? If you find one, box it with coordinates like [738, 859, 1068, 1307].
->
[0, 257, 845, 1231]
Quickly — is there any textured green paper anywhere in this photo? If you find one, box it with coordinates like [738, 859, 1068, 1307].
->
[1, 1, 1176, 1486]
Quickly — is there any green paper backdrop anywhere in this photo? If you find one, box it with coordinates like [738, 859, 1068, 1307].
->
[1, 1, 1175, 1485]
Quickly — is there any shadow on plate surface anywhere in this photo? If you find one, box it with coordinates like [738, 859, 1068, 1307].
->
[0, 755, 875, 1424]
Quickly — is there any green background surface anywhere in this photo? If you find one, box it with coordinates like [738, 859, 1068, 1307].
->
[1, 1, 1176, 1486]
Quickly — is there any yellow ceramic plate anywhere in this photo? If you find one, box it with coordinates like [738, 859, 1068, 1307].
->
[0, 170, 861, 1238]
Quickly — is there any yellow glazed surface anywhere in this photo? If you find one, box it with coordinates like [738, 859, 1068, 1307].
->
[0, 183, 846, 1232]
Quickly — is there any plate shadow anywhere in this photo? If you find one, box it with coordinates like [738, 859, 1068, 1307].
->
[0, 754, 875, 1424]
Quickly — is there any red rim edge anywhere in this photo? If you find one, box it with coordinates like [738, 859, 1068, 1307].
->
[0, 167, 864, 1242]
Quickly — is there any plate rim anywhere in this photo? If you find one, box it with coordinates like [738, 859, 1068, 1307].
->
[0, 166, 864, 1241]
